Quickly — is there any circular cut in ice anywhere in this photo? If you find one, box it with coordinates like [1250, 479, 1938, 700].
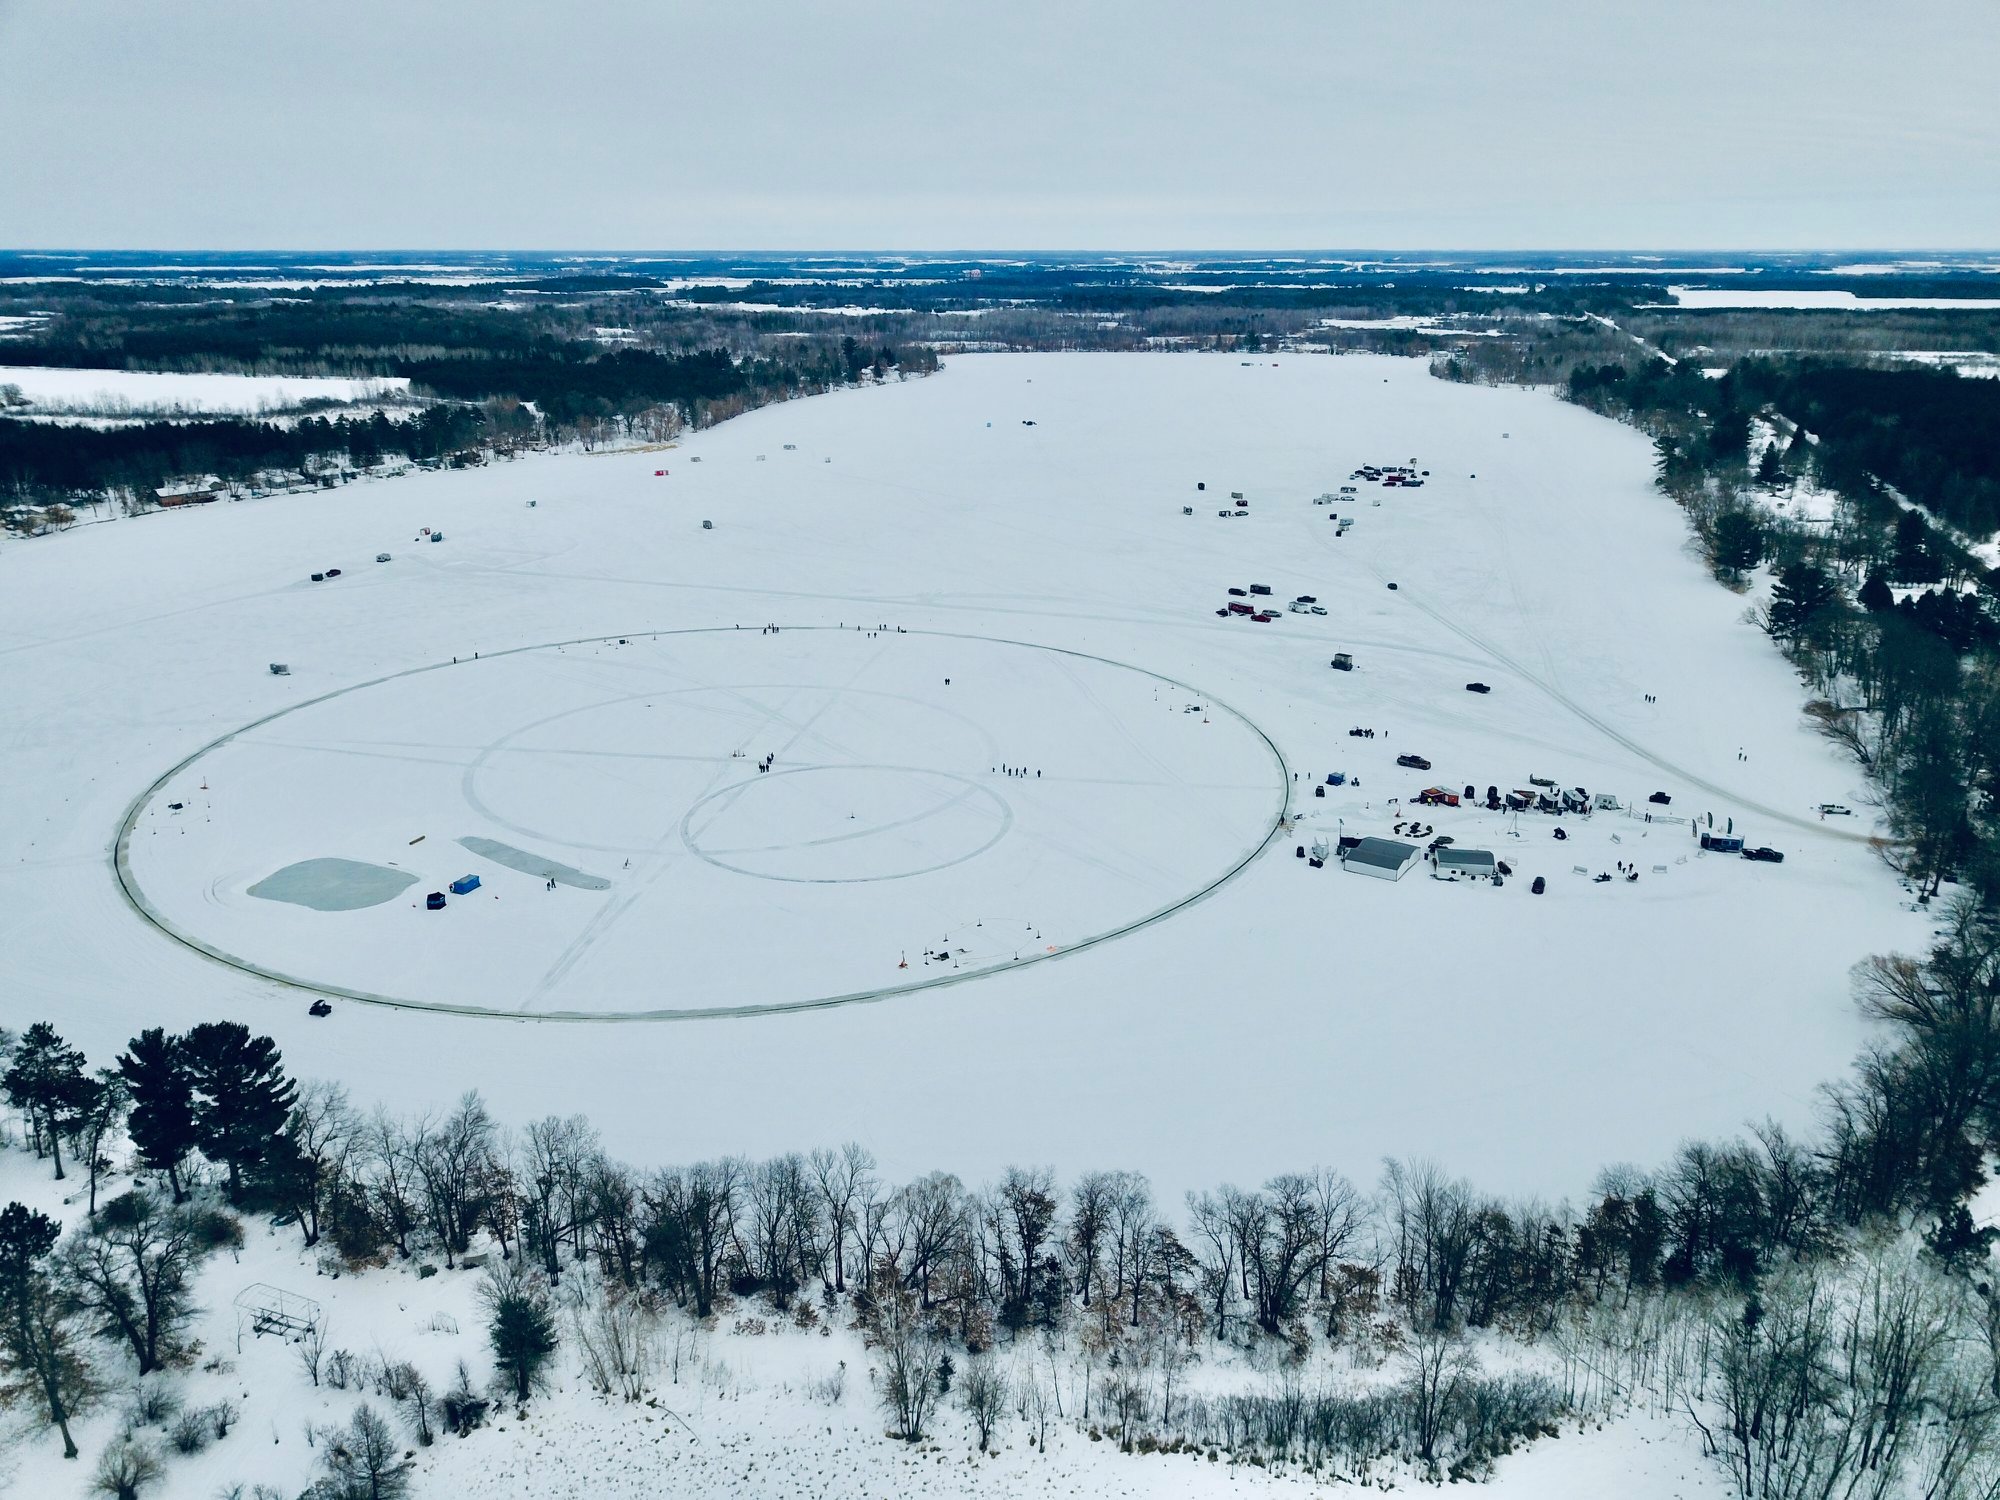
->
[115, 628, 1287, 1019]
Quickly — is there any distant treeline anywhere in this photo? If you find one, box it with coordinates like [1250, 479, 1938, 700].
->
[0, 309, 934, 502]
[0, 404, 512, 497]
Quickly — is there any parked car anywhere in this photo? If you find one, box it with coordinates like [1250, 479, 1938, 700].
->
[1465, 682, 1490, 694]
[1295, 594, 1317, 604]
[1648, 791, 1672, 805]
[1742, 846, 1786, 864]
[1397, 754, 1433, 770]
[1227, 587, 1247, 597]
[1249, 584, 1272, 596]
[376, 552, 392, 563]
[1818, 804, 1852, 816]
[1251, 612, 1275, 623]
[325, 567, 342, 578]
[1309, 605, 1327, 616]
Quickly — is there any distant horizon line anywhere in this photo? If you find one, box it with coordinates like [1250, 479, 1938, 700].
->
[5, 247, 2000, 260]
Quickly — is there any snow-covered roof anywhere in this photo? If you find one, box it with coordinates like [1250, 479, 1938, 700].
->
[1437, 847, 1496, 870]
[1343, 836, 1419, 871]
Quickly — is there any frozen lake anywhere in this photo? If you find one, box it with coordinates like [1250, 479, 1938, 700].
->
[0, 352, 1922, 1198]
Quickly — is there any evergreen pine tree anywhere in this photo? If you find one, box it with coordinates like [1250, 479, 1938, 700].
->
[1858, 570, 1895, 612]
[119, 1028, 199, 1202]
[2, 1024, 88, 1180]
[1755, 442, 1784, 485]
[1711, 510, 1766, 580]
[481, 1267, 558, 1402]
[1892, 509, 1942, 584]
[0, 1202, 84, 1457]
[180, 1022, 297, 1199]
[1768, 561, 1840, 640]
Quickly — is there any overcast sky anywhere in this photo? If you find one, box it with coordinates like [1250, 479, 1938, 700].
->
[4, 0, 1996, 251]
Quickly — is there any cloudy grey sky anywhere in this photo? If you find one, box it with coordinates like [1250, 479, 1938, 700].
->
[3, 0, 1996, 250]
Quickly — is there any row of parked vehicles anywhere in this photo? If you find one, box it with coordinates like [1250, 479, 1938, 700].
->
[1354, 463, 1428, 488]
[1217, 583, 1327, 622]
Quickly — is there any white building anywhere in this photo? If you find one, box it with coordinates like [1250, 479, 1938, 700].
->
[1340, 836, 1421, 882]
[1434, 847, 1498, 882]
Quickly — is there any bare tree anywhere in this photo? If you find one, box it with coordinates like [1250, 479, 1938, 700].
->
[360, 1109, 419, 1259]
[873, 1276, 942, 1442]
[62, 1191, 211, 1375]
[958, 1353, 1007, 1450]
[91, 1438, 163, 1499]
[411, 1093, 496, 1267]
[278, 1080, 357, 1248]
[298, 1313, 329, 1387]
[808, 1143, 875, 1296]
[1403, 1321, 1477, 1477]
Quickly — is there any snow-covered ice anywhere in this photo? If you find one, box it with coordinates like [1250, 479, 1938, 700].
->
[0, 352, 1923, 1204]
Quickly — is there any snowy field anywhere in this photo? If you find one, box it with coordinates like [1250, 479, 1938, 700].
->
[0, 352, 1923, 1205]
[0, 365, 411, 414]
[1664, 286, 2000, 310]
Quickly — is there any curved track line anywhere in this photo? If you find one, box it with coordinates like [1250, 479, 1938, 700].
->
[1374, 569, 1875, 844]
[112, 626, 1291, 1024]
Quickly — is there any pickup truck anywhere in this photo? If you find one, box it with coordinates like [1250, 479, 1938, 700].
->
[1396, 754, 1433, 771]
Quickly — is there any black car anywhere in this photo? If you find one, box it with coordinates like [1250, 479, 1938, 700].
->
[1227, 587, 1247, 597]
[325, 567, 342, 578]
[1465, 682, 1490, 694]
[1648, 791, 1672, 805]
[1742, 847, 1786, 864]
[1396, 754, 1432, 770]
[1386, 582, 1399, 591]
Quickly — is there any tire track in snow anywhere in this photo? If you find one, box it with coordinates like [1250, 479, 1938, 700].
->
[1373, 569, 1875, 845]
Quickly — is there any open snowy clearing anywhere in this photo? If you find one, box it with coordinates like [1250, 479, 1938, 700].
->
[1662, 286, 2000, 310]
[0, 365, 412, 414]
[0, 352, 1924, 1202]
